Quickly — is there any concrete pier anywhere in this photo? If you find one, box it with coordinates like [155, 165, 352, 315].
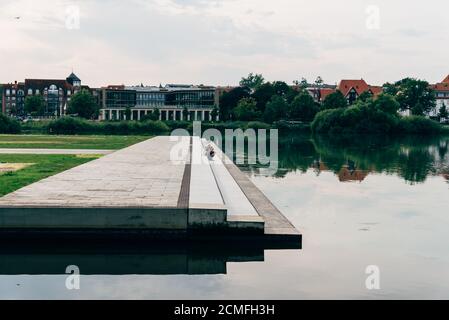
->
[0, 136, 301, 244]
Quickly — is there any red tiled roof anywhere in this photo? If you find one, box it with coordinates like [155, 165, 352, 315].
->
[338, 79, 370, 96]
[369, 86, 383, 96]
[430, 75, 449, 92]
[337, 79, 382, 97]
[432, 82, 449, 92]
[319, 88, 335, 100]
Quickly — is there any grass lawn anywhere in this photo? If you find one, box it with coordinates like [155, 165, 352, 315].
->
[0, 135, 151, 150]
[0, 154, 101, 197]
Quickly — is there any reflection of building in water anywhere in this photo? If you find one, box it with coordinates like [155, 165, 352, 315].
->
[312, 160, 370, 182]
[338, 166, 370, 182]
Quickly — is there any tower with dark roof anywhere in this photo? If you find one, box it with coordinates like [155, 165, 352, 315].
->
[66, 72, 81, 87]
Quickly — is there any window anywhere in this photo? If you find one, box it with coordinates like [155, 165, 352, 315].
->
[6, 89, 10, 96]
[36, 89, 40, 95]
[28, 89, 33, 95]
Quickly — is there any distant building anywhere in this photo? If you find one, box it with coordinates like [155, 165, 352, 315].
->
[1, 81, 25, 115]
[305, 86, 337, 103]
[337, 79, 382, 104]
[430, 75, 449, 118]
[98, 84, 217, 121]
[1, 72, 84, 117]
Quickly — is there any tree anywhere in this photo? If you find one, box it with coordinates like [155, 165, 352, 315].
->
[438, 103, 448, 121]
[67, 90, 99, 119]
[300, 78, 309, 88]
[252, 82, 275, 113]
[315, 76, 324, 87]
[211, 106, 219, 122]
[233, 97, 260, 121]
[264, 95, 288, 123]
[294, 77, 308, 89]
[322, 90, 347, 110]
[182, 107, 189, 121]
[125, 106, 132, 120]
[219, 87, 251, 121]
[152, 108, 161, 121]
[290, 92, 319, 122]
[357, 91, 373, 103]
[24, 95, 45, 116]
[382, 78, 436, 116]
[273, 81, 291, 97]
[372, 94, 400, 115]
[239, 73, 265, 90]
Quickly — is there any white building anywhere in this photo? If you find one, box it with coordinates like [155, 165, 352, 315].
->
[430, 75, 449, 118]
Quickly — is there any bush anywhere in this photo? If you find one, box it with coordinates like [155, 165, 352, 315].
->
[47, 117, 90, 134]
[47, 117, 169, 135]
[246, 121, 271, 130]
[0, 114, 21, 134]
[165, 121, 191, 131]
[312, 105, 443, 135]
[397, 116, 442, 134]
[138, 120, 170, 134]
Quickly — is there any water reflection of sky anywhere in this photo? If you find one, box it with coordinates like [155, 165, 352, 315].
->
[1, 135, 449, 299]
[1, 169, 447, 299]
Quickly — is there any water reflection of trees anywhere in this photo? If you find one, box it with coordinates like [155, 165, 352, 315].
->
[247, 133, 449, 184]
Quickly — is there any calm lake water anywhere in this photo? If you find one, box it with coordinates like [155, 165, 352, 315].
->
[1, 133, 448, 299]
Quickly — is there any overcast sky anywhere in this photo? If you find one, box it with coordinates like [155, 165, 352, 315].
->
[1, 0, 448, 87]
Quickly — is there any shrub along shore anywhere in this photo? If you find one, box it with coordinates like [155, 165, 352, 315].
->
[311, 94, 446, 135]
[1, 113, 448, 136]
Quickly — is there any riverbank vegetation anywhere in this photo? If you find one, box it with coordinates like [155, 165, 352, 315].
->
[0, 114, 21, 134]
[312, 94, 443, 134]
[219, 74, 446, 135]
[47, 117, 169, 135]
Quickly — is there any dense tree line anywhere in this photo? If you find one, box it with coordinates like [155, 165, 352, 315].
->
[220, 74, 324, 123]
[219, 74, 447, 130]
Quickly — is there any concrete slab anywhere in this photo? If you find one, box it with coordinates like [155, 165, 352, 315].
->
[189, 137, 224, 208]
[0, 136, 189, 208]
[0, 136, 300, 243]
[204, 139, 259, 217]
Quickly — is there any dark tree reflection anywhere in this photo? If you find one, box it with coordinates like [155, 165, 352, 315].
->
[241, 133, 449, 184]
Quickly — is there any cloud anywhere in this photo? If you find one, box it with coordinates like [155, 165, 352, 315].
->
[0, 0, 448, 87]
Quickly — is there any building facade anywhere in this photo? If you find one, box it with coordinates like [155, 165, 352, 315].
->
[1, 73, 83, 117]
[430, 75, 449, 118]
[99, 84, 218, 121]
